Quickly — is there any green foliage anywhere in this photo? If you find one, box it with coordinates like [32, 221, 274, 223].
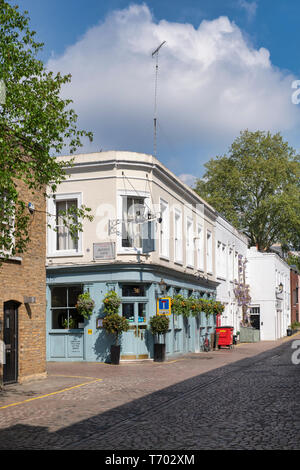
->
[286, 254, 300, 272]
[171, 295, 224, 318]
[75, 292, 95, 319]
[102, 313, 129, 345]
[195, 130, 300, 252]
[0, 1, 93, 258]
[103, 290, 121, 315]
[62, 317, 76, 329]
[149, 315, 170, 335]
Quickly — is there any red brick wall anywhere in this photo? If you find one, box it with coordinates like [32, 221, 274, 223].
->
[0, 180, 46, 384]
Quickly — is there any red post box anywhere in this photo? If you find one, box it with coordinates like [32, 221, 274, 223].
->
[215, 326, 234, 349]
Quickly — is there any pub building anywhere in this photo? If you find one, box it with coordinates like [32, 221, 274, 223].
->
[46, 151, 220, 362]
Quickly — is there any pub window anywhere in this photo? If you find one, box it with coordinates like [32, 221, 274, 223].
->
[122, 284, 146, 297]
[51, 285, 83, 329]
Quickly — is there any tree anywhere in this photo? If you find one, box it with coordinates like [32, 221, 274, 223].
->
[0, 1, 93, 258]
[195, 130, 300, 252]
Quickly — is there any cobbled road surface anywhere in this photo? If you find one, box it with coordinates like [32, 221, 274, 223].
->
[0, 338, 299, 450]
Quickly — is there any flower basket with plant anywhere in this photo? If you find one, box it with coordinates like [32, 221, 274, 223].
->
[103, 290, 121, 315]
[171, 295, 191, 317]
[75, 292, 95, 319]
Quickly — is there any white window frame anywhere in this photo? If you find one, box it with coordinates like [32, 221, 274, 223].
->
[196, 224, 204, 271]
[47, 192, 83, 257]
[117, 190, 150, 254]
[174, 208, 183, 264]
[159, 198, 169, 259]
[206, 229, 213, 274]
[186, 216, 194, 267]
[0, 195, 15, 258]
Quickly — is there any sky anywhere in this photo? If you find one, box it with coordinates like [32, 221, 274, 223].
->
[13, 0, 300, 185]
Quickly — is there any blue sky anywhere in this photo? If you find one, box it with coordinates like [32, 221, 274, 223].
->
[14, 0, 300, 183]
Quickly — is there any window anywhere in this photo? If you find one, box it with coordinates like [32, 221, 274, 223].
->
[51, 285, 83, 329]
[159, 199, 169, 258]
[121, 284, 148, 324]
[122, 196, 145, 249]
[48, 193, 82, 256]
[206, 230, 213, 274]
[0, 194, 15, 256]
[197, 225, 204, 270]
[186, 217, 193, 266]
[55, 199, 78, 251]
[174, 209, 182, 263]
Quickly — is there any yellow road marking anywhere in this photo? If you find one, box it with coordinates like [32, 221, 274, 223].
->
[0, 378, 102, 410]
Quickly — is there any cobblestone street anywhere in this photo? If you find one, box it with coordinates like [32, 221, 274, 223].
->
[0, 335, 299, 450]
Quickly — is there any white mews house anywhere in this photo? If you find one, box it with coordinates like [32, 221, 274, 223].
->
[246, 247, 291, 340]
[215, 214, 249, 334]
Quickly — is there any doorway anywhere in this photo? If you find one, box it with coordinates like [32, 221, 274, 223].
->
[3, 301, 19, 384]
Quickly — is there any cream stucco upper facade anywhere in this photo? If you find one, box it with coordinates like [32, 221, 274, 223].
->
[47, 151, 217, 283]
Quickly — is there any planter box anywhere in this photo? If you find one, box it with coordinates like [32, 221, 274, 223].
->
[154, 343, 166, 362]
[239, 327, 260, 343]
[110, 345, 121, 364]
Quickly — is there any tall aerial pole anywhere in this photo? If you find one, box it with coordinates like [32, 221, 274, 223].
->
[152, 41, 166, 157]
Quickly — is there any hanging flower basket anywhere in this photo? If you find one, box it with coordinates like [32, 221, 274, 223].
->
[76, 292, 95, 319]
[103, 290, 121, 315]
[171, 295, 191, 317]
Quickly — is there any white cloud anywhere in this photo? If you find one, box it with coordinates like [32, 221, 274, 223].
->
[238, 1, 257, 21]
[47, 4, 299, 175]
[178, 174, 197, 187]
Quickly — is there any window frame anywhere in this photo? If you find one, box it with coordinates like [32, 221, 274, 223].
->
[174, 208, 183, 264]
[47, 192, 83, 257]
[117, 190, 150, 254]
[159, 197, 170, 260]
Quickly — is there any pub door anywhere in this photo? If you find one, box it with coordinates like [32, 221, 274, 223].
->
[3, 301, 19, 384]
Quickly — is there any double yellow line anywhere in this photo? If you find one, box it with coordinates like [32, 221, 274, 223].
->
[0, 375, 102, 410]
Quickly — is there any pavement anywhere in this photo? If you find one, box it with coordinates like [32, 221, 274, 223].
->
[0, 333, 299, 450]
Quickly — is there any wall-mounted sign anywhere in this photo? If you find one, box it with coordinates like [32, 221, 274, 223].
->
[157, 297, 171, 315]
[93, 242, 116, 260]
[88, 329, 93, 335]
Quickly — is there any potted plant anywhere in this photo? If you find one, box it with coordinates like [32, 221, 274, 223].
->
[102, 313, 129, 364]
[171, 295, 191, 317]
[76, 291, 95, 320]
[149, 315, 170, 362]
[62, 317, 76, 329]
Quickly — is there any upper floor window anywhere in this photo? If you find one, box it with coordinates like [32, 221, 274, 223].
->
[121, 196, 146, 249]
[174, 209, 182, 263]
[159, 198, 169, 258]
[206, 230, 213, 274]
[56, 199, 78, 251]
[186, 217, 193, 267]
[47, 193, 82, 256]
[197, 224, 204, 271]
[0, 194, 15, 257]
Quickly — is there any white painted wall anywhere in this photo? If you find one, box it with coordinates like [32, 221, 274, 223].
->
[246, 247, 291, 340]
[215, 215, 248, 334]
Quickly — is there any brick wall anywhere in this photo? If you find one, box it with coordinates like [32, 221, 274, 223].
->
[0, 180, 46, 384]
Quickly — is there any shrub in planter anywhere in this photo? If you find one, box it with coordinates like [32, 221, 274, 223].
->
[149, 315, 170, 362]
[102, 313, 129, 364]
[75, 292, 95, 320]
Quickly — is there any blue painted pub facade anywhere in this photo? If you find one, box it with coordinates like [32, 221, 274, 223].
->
[46, 263, 218, 362]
